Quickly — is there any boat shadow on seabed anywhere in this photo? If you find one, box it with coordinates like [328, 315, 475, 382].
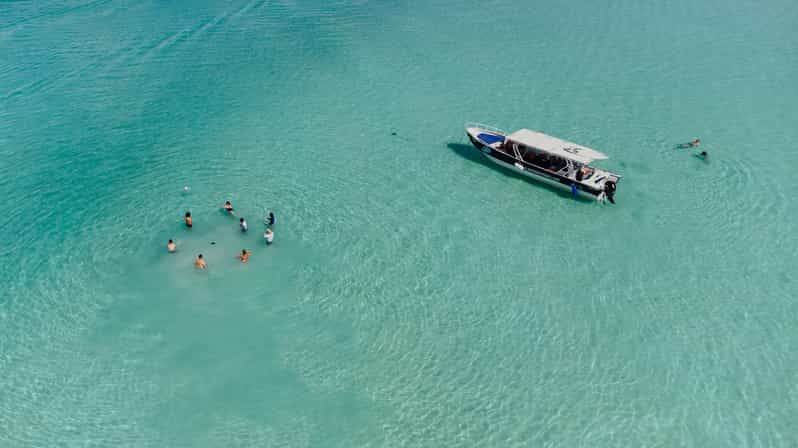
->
[446, 142, 594, 202]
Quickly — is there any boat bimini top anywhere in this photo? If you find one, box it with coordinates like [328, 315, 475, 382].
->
[505, 129, 608, 165]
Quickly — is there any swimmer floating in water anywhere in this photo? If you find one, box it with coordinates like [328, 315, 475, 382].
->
[222, 200, 236, 216]
[698, 150, 708, 160]
[264, 228, 274, 245]
[266, 211, 275, 227]
[195, 254, 207, 269]
[678, 138, 701, 148]
[184, 211, 193, 228]
[239, 217, 248, 232]
[167, 239, 177, 253]
[238, 249, 251, 263]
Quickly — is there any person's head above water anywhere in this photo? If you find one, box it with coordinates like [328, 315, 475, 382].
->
[225, 201, 231, 205]
[168, 239, 173, 243]
[242, 249, 247, 255]
[185, 211, 191, 217]
[240, 217, 244, 222]
[198, 254, 203, 259]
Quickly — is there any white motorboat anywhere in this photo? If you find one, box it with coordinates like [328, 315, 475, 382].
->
[465, 123, 621, 203]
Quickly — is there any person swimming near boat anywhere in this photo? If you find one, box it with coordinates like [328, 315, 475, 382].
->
[678, 138, 701, 148]
[167, 239, 177, 252]
[238, 249, 251, 263]
[264, 228, 274, 245]
[266, 211, 275, 227]
[184, 211, 193, 228]
[222, 201, 236, 215]
[195, 254, 207, 269]
[239, 217, 248, 232]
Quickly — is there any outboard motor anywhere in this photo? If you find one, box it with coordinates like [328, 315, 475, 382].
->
[604, 180, 616, 204]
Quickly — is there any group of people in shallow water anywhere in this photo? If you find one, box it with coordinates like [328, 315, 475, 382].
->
[167, 200, 276, 269]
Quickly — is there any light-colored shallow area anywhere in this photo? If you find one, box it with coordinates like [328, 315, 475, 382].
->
[1, 0, 797, 446]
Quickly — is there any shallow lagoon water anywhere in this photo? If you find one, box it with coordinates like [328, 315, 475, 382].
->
[2, 0, 798, 446]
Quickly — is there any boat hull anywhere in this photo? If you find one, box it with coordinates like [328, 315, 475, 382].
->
[468, 133, 485, 149]
[465, 130, 605, 200]
[479, 147, 601, 199]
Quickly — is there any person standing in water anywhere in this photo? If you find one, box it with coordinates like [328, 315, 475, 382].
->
[238, 249, 251, 263]
[184, 212, 193, 228]
[222, 201, 236, 216]
[264, 228, 274, 245]
[195, 254, 207, 269]
[239, 217, 248, 232]
[266, 211, 275, 227]
[167, 239, 177, 252]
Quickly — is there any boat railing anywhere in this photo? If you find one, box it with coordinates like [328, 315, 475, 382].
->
[465, 122, 507, 135]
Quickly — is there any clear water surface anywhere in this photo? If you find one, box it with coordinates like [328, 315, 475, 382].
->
[1, 0, 797, 446]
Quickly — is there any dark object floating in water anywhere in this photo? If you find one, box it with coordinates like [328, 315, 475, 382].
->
[391, 132, 397, 136]
[693, 151, 708, 161]
[210, 241, 216, 245]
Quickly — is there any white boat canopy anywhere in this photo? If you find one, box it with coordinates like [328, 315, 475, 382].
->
[506, 128, 608, 165]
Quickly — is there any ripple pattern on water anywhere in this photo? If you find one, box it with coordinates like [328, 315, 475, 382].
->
[2, 0, 798, 446]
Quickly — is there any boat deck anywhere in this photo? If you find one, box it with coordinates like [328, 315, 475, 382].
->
[477, 133, 505, 145]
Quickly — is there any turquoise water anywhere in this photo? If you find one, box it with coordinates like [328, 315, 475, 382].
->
[2, 0, 798, 445]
